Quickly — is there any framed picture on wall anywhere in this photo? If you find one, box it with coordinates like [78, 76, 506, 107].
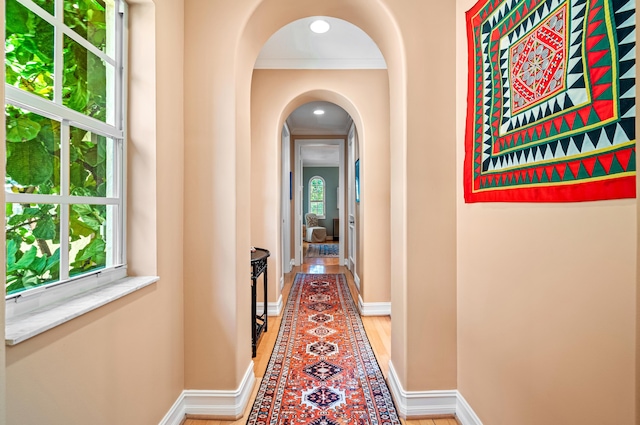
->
[355, 159, 360, 203]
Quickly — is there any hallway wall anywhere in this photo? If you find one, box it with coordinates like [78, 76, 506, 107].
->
[455, 1, 636, 425]
[4, 1, 186, 423]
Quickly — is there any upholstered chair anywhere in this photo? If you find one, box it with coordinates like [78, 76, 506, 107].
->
[304, 213, 327, 243]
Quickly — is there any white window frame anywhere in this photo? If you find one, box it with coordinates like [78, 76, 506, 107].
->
[5, 0, 128, 314]
[308, 175, 326, 219]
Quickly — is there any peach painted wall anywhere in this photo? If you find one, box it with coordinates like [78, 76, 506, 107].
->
[387, 0, 459, 391]
[183, 0, 255, 390]
[251, 70, 390, 305]
[5, 0, 186, 423]
[456, 1, 636, 424]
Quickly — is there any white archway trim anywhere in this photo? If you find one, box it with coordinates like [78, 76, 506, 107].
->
[387, 362, 483, 425]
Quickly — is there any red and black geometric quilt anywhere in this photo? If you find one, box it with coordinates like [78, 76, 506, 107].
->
[465, 0, 636, 202]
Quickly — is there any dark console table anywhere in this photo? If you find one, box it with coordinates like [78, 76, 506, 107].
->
[250, 247, 270, 357]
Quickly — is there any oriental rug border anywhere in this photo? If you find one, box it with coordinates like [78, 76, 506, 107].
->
[246, 273, 400, 425]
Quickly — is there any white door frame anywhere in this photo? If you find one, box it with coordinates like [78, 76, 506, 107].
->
[347, 124, 357, 274]
[280, 124, 292, 282]
[294, 138, 345, 266]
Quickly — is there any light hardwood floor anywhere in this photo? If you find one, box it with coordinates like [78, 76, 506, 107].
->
[184, 255, 459, 425]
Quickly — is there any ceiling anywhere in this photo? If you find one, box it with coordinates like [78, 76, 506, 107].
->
[301, 145, 340, 167]
[255, 16, 386, 70]
[286, 101, 351, 136]
[259, 16, 372, 164]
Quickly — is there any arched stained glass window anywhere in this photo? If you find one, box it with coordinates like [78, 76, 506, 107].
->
[309, 176, 325, 218]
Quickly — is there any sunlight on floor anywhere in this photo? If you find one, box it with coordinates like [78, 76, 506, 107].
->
[307, 264, 329, 273]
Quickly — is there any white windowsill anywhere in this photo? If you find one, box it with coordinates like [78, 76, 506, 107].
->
[5, 275, 159, 345]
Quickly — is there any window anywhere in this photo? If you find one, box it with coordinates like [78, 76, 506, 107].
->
[309, 176, 325, 218]
[5, 0, 125, 298]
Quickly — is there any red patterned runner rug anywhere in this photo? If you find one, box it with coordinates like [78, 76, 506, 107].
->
[247, 273, 400, 425]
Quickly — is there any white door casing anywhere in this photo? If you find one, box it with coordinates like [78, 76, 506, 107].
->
[294, 138, 345, 266]
[280, 124, 292, 278]
[348, 124, 357, 273]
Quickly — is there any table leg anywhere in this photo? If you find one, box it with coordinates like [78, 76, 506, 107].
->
[263, 266, 268, 332]
[251, 277, 257, 357]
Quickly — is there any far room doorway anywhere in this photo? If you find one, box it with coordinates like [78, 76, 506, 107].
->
[282, 101, 351, 268]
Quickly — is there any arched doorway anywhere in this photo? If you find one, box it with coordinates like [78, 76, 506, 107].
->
[182, 1, 451, 417]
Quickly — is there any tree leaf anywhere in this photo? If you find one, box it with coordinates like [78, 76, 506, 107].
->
[30, 255, 48, 275]
[6, 139, 53, 186]
[74, 237, 105, 262]
[7, 213, 26, 226]
[35, 119, 57, 152]
[72, 203, 93, 216]
[96, 182, 106, 197]
[6, 277, 25, 294]
[84, 145, 99, 166]
[6, 0, 29, 34]
[6, 239, 18, 269]
[33, 216, 56, 240]
[8, 246, 37, 273]
[70, 162, 88, 188]
[6, 117, 41, 142]
[70, 217, 96, 238]
[21, 270, 41, 288]
[44, 248, 60, 274]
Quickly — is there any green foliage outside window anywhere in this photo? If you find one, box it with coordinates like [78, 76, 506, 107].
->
[310, 177, 324, 217]
[5, 0, 115, 295]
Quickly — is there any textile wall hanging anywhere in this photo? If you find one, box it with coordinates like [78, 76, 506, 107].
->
[465, 0, 636, 202]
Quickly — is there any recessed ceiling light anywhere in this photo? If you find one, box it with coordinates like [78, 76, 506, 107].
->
[313, 109, 325, 115]
[310, 19, 330, 34]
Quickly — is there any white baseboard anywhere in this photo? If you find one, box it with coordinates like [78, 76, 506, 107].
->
[256, 294, 282, 316]
[387, 361, 456, 417]
[271, 294, 283, 316]
[288, 259, 295, 273]
[357, 294, 391, 316]
[256, 294, 283, 317]
[158, 362, 256, 425]
[354, 273, 361, 291]
[387, 361, 483, 424]
[158, 391, 186, 425]
[456, 391, 484, 425]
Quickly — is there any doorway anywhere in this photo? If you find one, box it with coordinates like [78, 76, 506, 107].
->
[293, 138, 345, 266]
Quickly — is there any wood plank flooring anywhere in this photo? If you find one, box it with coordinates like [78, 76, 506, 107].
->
[184, 258, 459, 425]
